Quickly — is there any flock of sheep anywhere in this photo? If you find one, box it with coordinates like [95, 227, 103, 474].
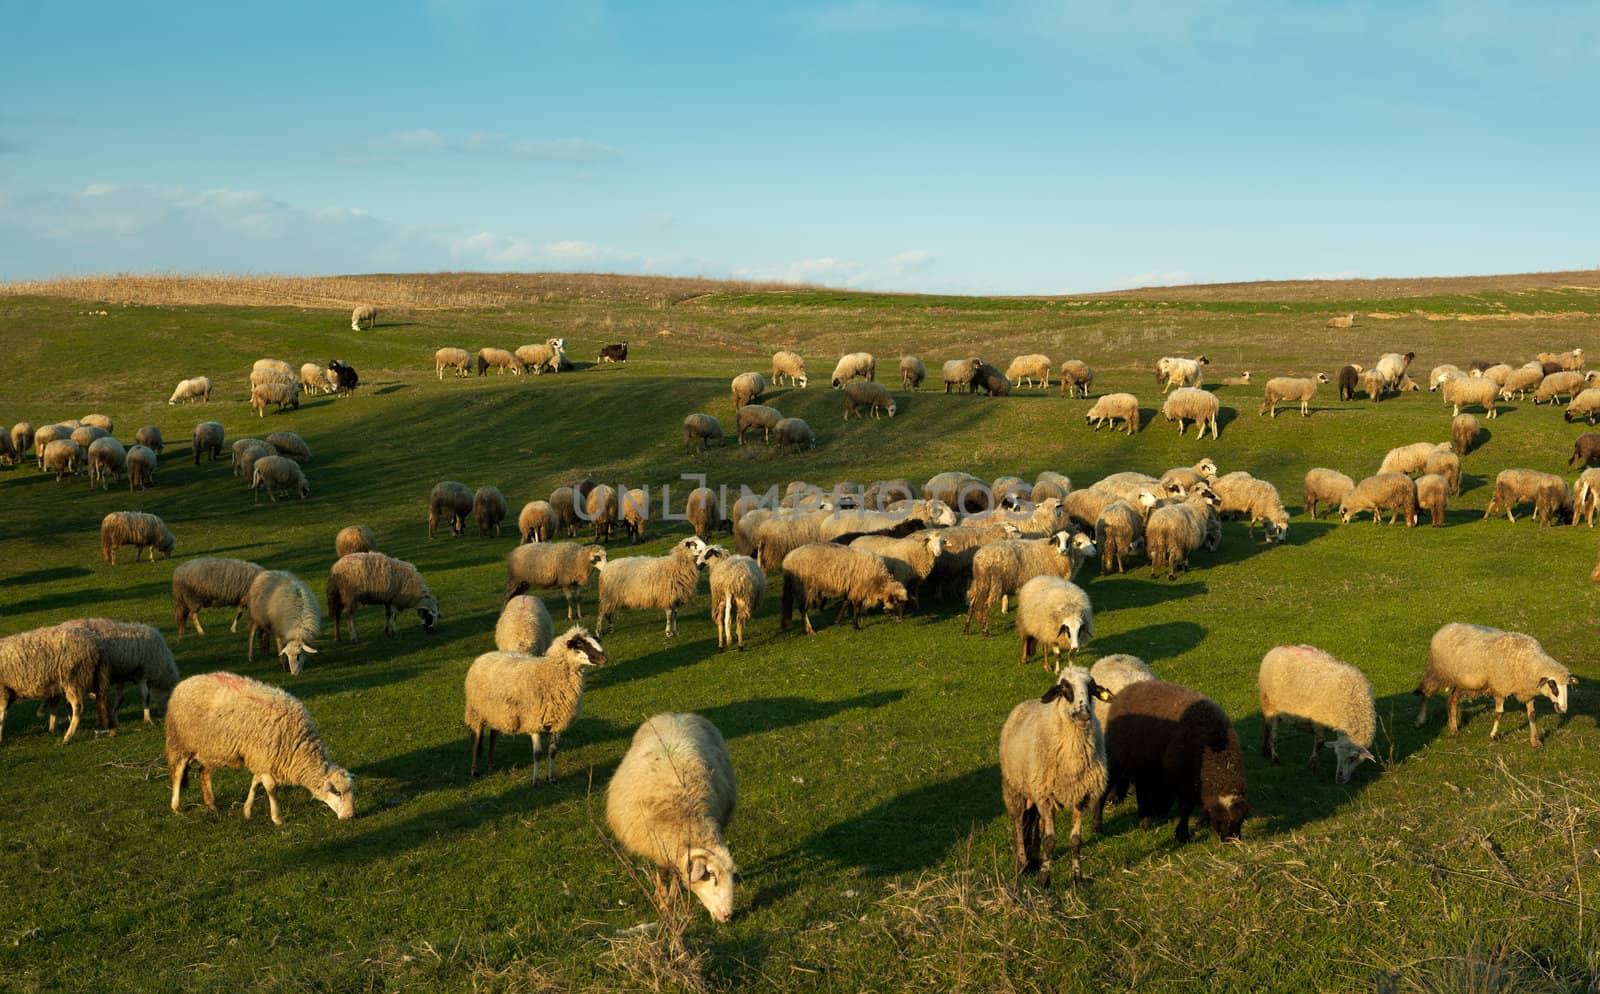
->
[1, 324, 1593, 924]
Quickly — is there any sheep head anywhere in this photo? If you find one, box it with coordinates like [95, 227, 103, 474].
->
[316, 764, 356, 820]
[1039, 666, 1103, 725]
[559, 627, 607, 668]
[1539, 673, 1577, 714]
[1330, 737, 1376, 784]
[416, 594, 440, 632]
[1205, 793, 1250, 840]
[683, 845, 739, 923]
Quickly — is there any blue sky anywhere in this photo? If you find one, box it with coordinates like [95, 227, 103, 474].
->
[2, 1, 1597, 294]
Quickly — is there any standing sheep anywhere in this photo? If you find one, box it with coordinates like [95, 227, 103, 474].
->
[87, 436, 128, 491]
[70, 424, 109, 450]
[971, 362, 1012, 396]
[172, 558, 265, 636]
[464, 627, 607, 782]
[251, 455, 309, 502]
[428, 481, 474, 538]
[1423, 446, 1461, 496]
[1093, 499, 1145, 573]
[9, 421, 34, 462]
[100, 511, 176, 564]
[774, 417, 815, 453]
[476, 348, 525, 375]
[849, 531, 945, 593]
[596, 537, 719, 637]
[435, 347, 472, 378]
[249, 380, 301, 417]
[518, 500, 555, 543]
[1058, 360, 1094, 399]
[244, 570, 321, 675]
[327, 552, 439, 640]
[496, 595, 555, 655]
[503, 542, 608, 619]
[1210, 471, 1290, 542]
[736, 404, 783, 444]
[781, 543, 909, 634]
[709, 554, 765, 651]
[168, 376, 213, 405]
[1084, 393, 1140, 435]
[1452, 413, 1481, 455]
[842, 380, 896, 420]
[1258, 645, 1376, 783]
[830, 352, 876, 388]
[1258, 373, 1330, 418]
[52, 619, 179, 726]
[900, 355, 926, 390]
[1482, 469, 1568, 525]
[1090, 655, 1158, 696]
[1156, 355, 1210, 393]
[942, 357, 982, 393]
[1014, 576, 1093, 669]
[126, 444, 157, 492]
[1302, 468, 1355, 520]
[1414, 473, 1448, 527]
[1338, 473, 1418, 526]
[771, 350, 808, 388]
[1006, 354, 1052, 390]
[731, 372, 767, 411]
[134, 425, 164, 454]
[585, 484, 619, 543]
[165, 672, 354, 825]
[1145, 491, 1222, 579]
[1574, 468, 1600, 527]
[192, 421, 225, 465]
[335, 525, 377, 557]
[0, 626, 109, 745]
[685, 487, 726, 539]
[1442, 375, 1499, 418]
[1160, 387, 1221, 439]
[1534, 370, 1586, 405]
[620, 487, 650, 544]
[265, 431, 310, 462]
[965, 531, 1097, 635]
[351, 304, 377, 330]
[683, 413, 726, 453]
[1417, 623, 1576, 748]
[473, 485, 508, 537]
[300, 363, 333, 396]
[42, 438, 84, 480]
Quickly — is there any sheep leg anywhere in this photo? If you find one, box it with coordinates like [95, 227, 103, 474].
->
[545, 730, 559, 783]
[1306, 725, 1322, 770]
[1262, 716, 1278, 761]
[386, 605, 399, 637]
[665, 607, 677, 638]
[1446, 689, 1462, 735]
[263, 777, 285, 825]
[59, 691, 83, 745]
[204, 769, 220, 812]
[191, 612, 208, 636]
[1019, 635, 1033, 666]
[801, 597, 816, 636]
[1067, 806, 1087, 883]
[850, 600, 862, 630]
[1526, 700, 1543, 748]
[1488, 697, 1505, 741]
[469, 724, 483, 777]
[229, 604, 245, 633]
[486, 729, 498, 771]
[1036, 807, 1056, 888]
[168, 756, 188, 812]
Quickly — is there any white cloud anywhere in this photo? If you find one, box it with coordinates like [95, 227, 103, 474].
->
[368, 129, 618, 163]
[1112, 269, 1197, 290]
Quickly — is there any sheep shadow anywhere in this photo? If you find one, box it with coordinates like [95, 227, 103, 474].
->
[373, 384, 407, 396]
[1464, 428, 1491, 454]
[574, 689, 911, 758]
[5, 579, 172, 616]
[0, 565, 92, 586]
[1213, 406, 1240, 433]
[1092, 620, 1206, 662]
[1084, 575, 1206, 611]
[585, 636, 722, 688]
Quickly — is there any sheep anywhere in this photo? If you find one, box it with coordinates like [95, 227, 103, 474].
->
[495, 595, 555, 656]
[1207, 472, 1288, 542]
[87, 436, 127, 490]
[133, 425, 164, 454]
[503, 542, 608, 619]
[172, 558, 265, 636]
[1258, 373, 1329, 418]
[232, 439, 275, 480]
[1030, 470, 1073, 503]
[0, 430, 13, 467]
[1156, 458, 1219, 495]
[1084, 392, 1140, 435]
[1360, 367, 1390, 401]
[1160, 387, 1220, 439]
[620, 486, 650, 544]
[971, 362, 1012, 396]
[683, 412, 726, 453]
[326, 358, 359, 396]
[1374, 350, 1415, 382]
[71, 424, 109, 449]
[999, 666, 1110, 886]
[428, 481, 474, 538]
[1145, 491, 1222, 579]
[168, 376, 213, 405]
[965, 531, 1097, 635]
[1452, 413, 1481, 455]
[1094, 500, 1145, 573]
[685, 487, 726, 539]
[1564, 388, 1600, 424]
[781, 542, 909, 634]
[842, 380, 896, 420]
[244, 570, 321, 674]
[1476, 362, 1514, 384]
[468, 484, 507, 538]
[1336, 364, 1362, 401]
[1378, 441, 1440, 477]
[514, 339, 567, 375]
[299, 362, 332, 395]
[607, 712, 739, 922]
[99, 510, 175, 565]
[731, 371, 767, 411]
[1538, 348, 1585, 371]
[0, 626, 108, 745]
[251, 455, 309, 502]
[991, 475, 1033, 508]
[1339, 473, 1418, 526]
[771, 350, 808, 388]
[191, 421, 224, 465]
[1500, 362, 1545, 399]
[774, 417, 815, 453]
[1417, 623, 1576, 748]
[46, 618, 178, 727]
[1302, 468, 1355, 519]
[830, 352, 876, 388]
[1006, 354, 1052, 389]
[8, 421, 32, 461]
[1058, 360, 1094, 398]
[31, 425, 70, 470]
[709, 554, 765, 651]
[1420, 446, 1461, 497]
[1535, 370, 1586, 405]
[1221, 371, 1252, 387]
[585, 484, 619, 543]
[249, 380, 301, 417]
[325, 551, 439, 641]
[517, 500, 555, 543]
[923, 470, 990, 513]
[1483, 469, 1569, 525]
[476, 347, 525, 375]
[351, 304, 377, 330]
[250, 367, 295, 390]
[849, 531, 944, 593]
[548, 487, 580, 538]
[1326, 313, 1356, 328]
[126, 444, 157, 491]
[335, 524, 377, 556]
[596, 536, 719, 637]
[1093, 679, 1250, 844]
[265, 431, 310, 462]
[165, 672, 353, 825]
[899, 355, 926, 390]
[942, 357, 982, 393]
[1414, 473, 1449, 526]
[435, 347, 472, 378]
[734, 507, 772, 558]
[1061, 486, 1122, 532]
[1156, 355, 1210, 393]
[1258, 645, 1378, 784]
[736, 404, 782, 444]
[463, 625, 608, 784]
[1090, 654, 1158, 696]
[1428, 364, 1462, 391]
[1014, 576, 1093, 669]
[42, 438, 84, 480]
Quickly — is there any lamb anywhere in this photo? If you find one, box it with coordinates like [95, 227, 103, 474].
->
[100, 510, 175, 564]
[1093, 679, 1249, 844]
[1093, 500, 1145, 573]
[126, 444, 157, 491]
[943, 357, 982, 393]
[496, 595, 554, 655]
[683, 412, 726, 453]
[503, 542, 608, 619]
[842, 380, 896, 420]
[773, 417, 815, 452]
[685, 487, 726, 539]
[1302, 468, 1354, 519]
[965, 531, 1097, 635]
[606, 712, 740, 922]
[335, 525, 377, 557]
[435, 347, 472, 378]
[1417, 623, 1576, 747]
[1379, 441, 1441, 477]
[1482, 469, 1568, 525]
[1574, 469, 1600, 526]
[849, 531, 944, 591]
[251, 455, 309, 502]
[1090, 654, 1158, 696]
[1374, 350, 1415, 384]
[0, 625, 108, 745]
[709, 554, 765, 651]
[1005, 354, 1052, 389]
[249, 380, 301, 417]
[736, 403, 782, 444]
[473, 485, 507, 537]
[1338, 473, 1418, 526]
[244, 570, 322, 674]
[830, 352, 876, 388]
[87, 436, 128, 490]
[191, 421, 224, 465]
[299, 362, 333, 395]
[1257, 645, 1376, 783]
[351, 304, 377, 330]
[1210, 471, 1289, 542]
[971, 362, 1012, 396]
[327, 552, 439, 640]
[1534, 370, 1586, 405]
[1500, 362, 1546, 399]
[464, 625, 608, 783]
[1336, 364, 1362, 401]
[1160, 387, 1221, 439]
[232, 439, 275, 480]
[1423, 446, 1461, 496]
[54, 618, 179, 726]
[621, 486, 649, 543]
[476, 347, 525, 375]
[900, 355, 926, 390]
[1415, 473, 1449, 526]
[1258, 373, 1329, 418]
[1428, 364, 1461, 391]
[134, 425, 164, 453]
[999, 666, 1110, 886]
[771, 350, 808, 388]
[781, 542, 909, 634]
[1443, 375, 1498, 418]
[172, 557, 265, 636]
[428, 481, 474, 538]
[1058, 359, 1094, 398]
[1155, 355, 1209, 393]
[1145, 491, 1222, 578]
[326, 358, 359, 396]
[1084, 392, 1140, 435]
[265, 431, 310, 462]
[1564, 388, 1600, 424]
[596, 536, 720, 637]
[165, 672, 353, 824]
[42, 438, 84, 480]
[1326, 313, 1356, 328]
[1221, 371, 1252, 386]
[1014, 576, 1093, 669]
[1360, 367, 1390, 401]
[586, 484, 619, 542]
[730, 371, 767, 410]
[168, 376, 213, 405]
[1452, 413, 1481, 455]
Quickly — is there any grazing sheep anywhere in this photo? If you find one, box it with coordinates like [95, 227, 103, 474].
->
[168, 376, 213, 405]
[1339, 473, 1418, 526]
[1360, 367, 1390, 401]
[1374, 350, 1415, 383]
[991, 476, 1033, 509]
[1538, 348, 1585, 371]
[165, 672, 354, 824]
[1015, 576, 1093, 669]
[607, 712, 740, 922]
[753, 511, 830, 572]
[126, 444, 157, 492]
[87, 436, 127, 490]
[435, 347, 472, 378]
[965, 531, 1097, 635]
[1535, 370, 1586, 405]
[1336, 364, 1362, 401]
[1417, 623, 1576, 747]
[685, 487, 725, 539]
[503, 542, 608, 619]
[48, 618, 177, 726]
[1090, 654, 1158, 696]
[100, 510, 175, 564]
[1258, 373, 1329, 418]
[842, 380, 896, 420]
[683, 412, 726, 453]
[1094, 679, 1249, 844]
[327, 552, 439, 640]
[730, 372, 767, 411]
[42, 438, 84, 480]
[942, 357, 983, 393]
[244, 571, 321, 675]
[771, 350, 808, 388]
[464, 626, 607, 782]
[181, 421, 220, 468]
[1422, 446, 1461, 496]
[518, 500, 555, 543]
[709, 554, 765, 651]
[249, 380, 301, 417]
[774, 417, 815, 453]
[0, 626, 108, 745]
[1500, 362, 1545, 400]
[734, 507, 772, 558]
[900, 355, 926, 390]
[1302, 468, 1355, 519]
[1156, 355, 1210, 393]
[1483, 468, 1569, 525]
[781, 543, 909, 634]
[849, 531, 945, 592]
[1573, 469, 1600, 527]
[736, 404, 782, 444]
[1084, 392, 1140, 435]
[1378, 441, 1439, 477]
[1156, 458, 1219, 495]
[1058, 360, 1094, 398]
[476, 347, 525, 375]
[133, 425, 164, 454]
[1061, 486, 1123, 532]
[1476, 362, 1514, 384]
[264, 431, 310, 462]
[1452, 413, 1481, 455]
[1564, 388, 1600, 424]
[1259, 645, 1377, 783]
[999, 666, 1109, 886]
[172, 558, 265, 636]
[0, 431, 13, 467]
[299, 363, 332, 396]
[585, 484, 619, 543]
[830, 352, 876, 388]
[335, 525, 377, 557]
[1160, 387, 1220, 439]
[1210, 472, 1289, 542]
[31, 424, 72, 468]
[1415, 473, 1449, 526]
[428, 481, 474, 538]
[1428, 364, 1462, 391]
[250, 367, 295, 391]
[232, 439, 275, 481]
[514, 339, 567, 375]
[923, 470, 991, 512]
[1031, 470, 1073, 502]
[1006, 354, 1052, 390]
[596, 536, 719, 637]
[1326, 313, 1356, 328]
[620, 486, 650, 544]
[972, 362, 1012, 396]
[351, 304, 377, 330]
[472, 485, 507, 537]
[496, 595, 554, 655]
[1145, 491, 1222, 579]
[1092, 500, 1145, 573]
[70, 424, 108, 449]
[9, 421, 33, 461]
[548, 487, 580, 538]
[251, 455, 309, 502]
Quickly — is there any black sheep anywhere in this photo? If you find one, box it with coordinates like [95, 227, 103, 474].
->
[1570, 433, 1600, 468]
[1337, 363, 1361, 401]
[327, 359, 359, 397]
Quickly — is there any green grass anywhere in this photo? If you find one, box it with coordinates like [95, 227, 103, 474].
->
[2, 284, 1600, 993]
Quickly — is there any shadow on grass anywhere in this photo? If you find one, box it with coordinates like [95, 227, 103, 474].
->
[1083, 576, 1205, 611]
[5, 579, 172, 615]
[372, 384, 407, 396]
[1094, 620, 1206, 661]
[0, 565, 93, 586]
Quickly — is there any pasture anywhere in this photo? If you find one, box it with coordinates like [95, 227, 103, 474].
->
[3, 271, 1600, 993]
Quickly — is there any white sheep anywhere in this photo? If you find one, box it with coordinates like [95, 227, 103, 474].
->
[57, 618, 180, 726]
[503, 542, 608, 619]
[1145, 490, 1222, 578]
[299, 362, 333, 396]
[474, 485, 508, 537]
[965, 531, 1097, 635]
[265, 431, 311, 462]
[100, 511, 175, 564]
[709, 554, 765, 651]
[900, 354, 926, 390]
[1338, 473, 1418, 526]
[0, 625, 107, 744]
[232, 438, 274, 479]
[1058, 359, 1094, 398]
[244, 570, 321, 675]
[1093, 499, 1145, 573]
[1210, 471, 1289, 542]
[849, 531, 944, 591]
[1417, 623, 1577, 747]
[1443, 375, 1499, 418]
[1574, 468, 1600, 527]
[42, 438, 84, 480]
[1258, 645, 1376, 783]
[683, 413, 726, 453]
[586, 484, 619, 542]
[251, 455, 309, 502]
[1015, 575, 1093, 670]
[249, 380, 301, 417]
[1083, 392, 1140, 435]
[596, 536, 720, 637]
[496, 595, 554, 654]
[327, 552, 439, 640]
[1005, 354, 1052, 389]
[771, 350, 808, 388]
[351, 304, 377, 330]
[87, 436, 127, 490]
[172, 557, 266, 636]
[1089, 654, 1157, 696]
[476, 347, 525, 375]
[168, 376, 213, 405]
[435, 347, 472, 378]
[731, 371, 767, 410]
[165, 672, 354, 824]
[942, 357, 982, 393]
[842, 380, 896, 420]
[830, 352, 876, 388]
[774, 417, 815, 452]
[191, 421, 225, 465]
[428, 480, 474, 537]
[1160, 387, 1220, 438]
[126, 444, 157, 491]
[781, 542, 909, 633]
[1156, 355, 1210, 393]
[335, 524, 377, 557]
[1378, 441, 1438, 476]
[464, 626, 607, 782]
[736, 404, 783, 444]
[1258, 373, 1330, 418]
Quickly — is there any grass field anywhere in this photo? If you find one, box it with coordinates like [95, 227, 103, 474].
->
[3, 272, 1600, 993]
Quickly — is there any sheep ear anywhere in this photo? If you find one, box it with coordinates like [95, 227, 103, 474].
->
[1569, 675, 1579, 686]
[1090, 680, 1113, 702]
[301, 644, 318, 654]
[687, 857, 708, 883]
[1039, 684, 1067, 704]
[1357, 746, 1376, 763]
